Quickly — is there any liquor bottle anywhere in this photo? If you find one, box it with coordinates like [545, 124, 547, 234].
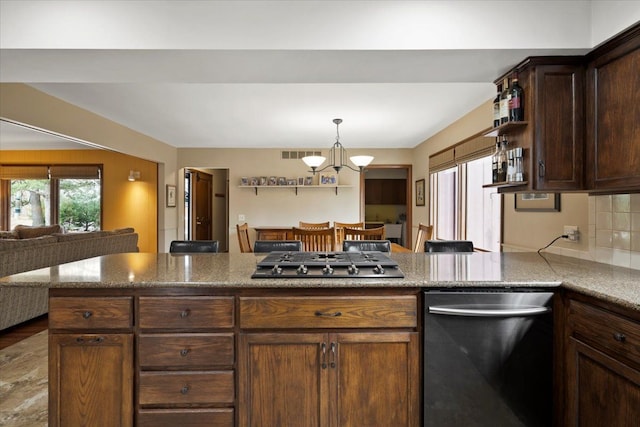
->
[497, 136, 508, 182]
[509, 72, 524, 121]
[492, 137, 500, 183]
[499, 78, 510, 124]
[493, 84, 502, 128]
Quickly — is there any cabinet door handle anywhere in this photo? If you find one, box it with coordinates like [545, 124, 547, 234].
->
[180, 385, 190, 395]
[315, 311, 342, 317]
[180, 348, 190, 357]
[613, 332, 626, 343]
[321, 342, 327, 369]
[330, 342, 337, 368]
[538, 160, 545, 178]
[82, 311, 93, 319]
[180, 309, 191, 318]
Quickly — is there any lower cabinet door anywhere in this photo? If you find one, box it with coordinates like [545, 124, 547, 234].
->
[566, 337, 640, 426]
[49, 333, 133, 427]
[239, 333, 328, 427]
[332, 332, 419, 427]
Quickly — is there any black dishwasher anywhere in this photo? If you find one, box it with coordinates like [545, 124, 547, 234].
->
[424, 290, 554, 427]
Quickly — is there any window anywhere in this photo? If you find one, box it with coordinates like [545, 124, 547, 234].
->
[1, 165, 102, 232]
[428, 133, 502, 252]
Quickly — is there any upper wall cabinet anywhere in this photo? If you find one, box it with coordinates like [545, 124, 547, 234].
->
[491, 57, 585, 192]
[585, 23, 640, 193]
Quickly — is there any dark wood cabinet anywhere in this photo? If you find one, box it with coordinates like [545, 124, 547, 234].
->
[365, 179, 406, 204]
[585, 23, 640, 192]
[564, 295, 640, 426]
[48, 296, 134, 427]
[490, 57, 585, 192]
[238, 294, 420, 427]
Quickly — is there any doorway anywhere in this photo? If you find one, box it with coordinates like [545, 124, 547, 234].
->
[360, 165, 412, 249]
[184, 168, 229, 251]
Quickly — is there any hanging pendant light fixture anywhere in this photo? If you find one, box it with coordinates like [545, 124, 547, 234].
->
[302, 118, 374, 174]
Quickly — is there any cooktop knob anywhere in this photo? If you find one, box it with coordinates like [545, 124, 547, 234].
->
[271, 265, 283, 275]
[347, 264, 359, 275]
[322, 265, 334, 275]
[373, 264, 385, 274]
[296, 265, 308, 275]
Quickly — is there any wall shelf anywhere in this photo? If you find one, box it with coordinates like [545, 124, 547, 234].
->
[482, 181, 528, 189]
[484, 121, 528, 137]
[238, 185, 352, 195]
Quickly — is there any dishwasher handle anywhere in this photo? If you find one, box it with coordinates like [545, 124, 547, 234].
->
[428, 305, 551, 317]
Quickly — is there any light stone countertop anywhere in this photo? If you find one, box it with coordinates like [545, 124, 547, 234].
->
[1, 252, 639, 311]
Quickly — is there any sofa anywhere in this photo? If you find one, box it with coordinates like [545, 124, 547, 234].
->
[0, 225, 139, 330]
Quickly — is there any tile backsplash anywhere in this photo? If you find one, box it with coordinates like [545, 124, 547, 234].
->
[590, 193, 640, 269]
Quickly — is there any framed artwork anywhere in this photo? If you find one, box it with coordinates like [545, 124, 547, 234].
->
[304, 176, 313, 186]
[514, 193, 561, 212]
[319, 173, 337, 186]
[415, 179, 425, 206]
[166, 185, 176, 207]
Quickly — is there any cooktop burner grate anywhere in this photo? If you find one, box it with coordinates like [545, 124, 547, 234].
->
[252, 251, 404, 279]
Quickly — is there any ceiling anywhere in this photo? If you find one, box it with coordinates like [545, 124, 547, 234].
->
[1, 1, 639, 151]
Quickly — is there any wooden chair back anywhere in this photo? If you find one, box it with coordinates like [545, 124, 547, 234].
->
[334, 221, 364, 251]
[292, 227, 335, 252]
[413, 223, 434, 252]
[298, 221, 330, 229]
[236, 223, 253, 253]
[343, 226, 385, 241]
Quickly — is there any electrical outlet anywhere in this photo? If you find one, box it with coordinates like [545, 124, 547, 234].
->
[563, 226, 579, 242]
[238, 214, 246, 222]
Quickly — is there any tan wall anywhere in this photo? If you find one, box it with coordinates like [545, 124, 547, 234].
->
[178, 148, 413, 253]
[0, 83, 177, 251]
[1, 150, 158, 252]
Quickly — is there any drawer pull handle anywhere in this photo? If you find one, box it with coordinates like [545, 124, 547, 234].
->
[82, 311, 93, 319]
[613, 333, 626, 343]
[180, 309, 191, 318]
[330, 342, 337, 368]
[180, 348, 190, 357]
[76, 336, 104, 344]
[180, 385, 190, 395]
[315, 311, 342, 317]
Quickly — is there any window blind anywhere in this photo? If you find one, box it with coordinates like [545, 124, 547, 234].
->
[49, 165, 101, 179]
[0, 165, 49, 179]
[429, 149, 456, 173]
[0, 165, 101, 179]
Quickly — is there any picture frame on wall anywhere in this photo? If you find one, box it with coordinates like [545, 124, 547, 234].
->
[514, 193, 561, 212]
[415, 179, 425, 206]
[319, 173, 338, 186]
[166, 185, 176, 207]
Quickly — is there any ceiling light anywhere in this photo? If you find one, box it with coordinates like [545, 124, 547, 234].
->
[302, 118, 374, 174]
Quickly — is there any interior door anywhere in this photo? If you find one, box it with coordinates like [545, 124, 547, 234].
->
[193, 171, 212, 240]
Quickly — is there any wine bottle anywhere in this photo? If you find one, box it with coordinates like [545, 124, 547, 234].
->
[493, 84, 502, 128]
[499, 78, 510, 124]
[509, 72, 524, 121]
[492, 137, 500, 183]
[497, 136, 508, 182]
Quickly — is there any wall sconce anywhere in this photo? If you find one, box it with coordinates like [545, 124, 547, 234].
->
[128, 170, 141, 181]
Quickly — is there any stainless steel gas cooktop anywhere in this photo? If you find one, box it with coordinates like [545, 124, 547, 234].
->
[251, 251, 404, 279]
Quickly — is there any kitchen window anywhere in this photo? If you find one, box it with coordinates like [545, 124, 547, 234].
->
[429, 140, 501, 252]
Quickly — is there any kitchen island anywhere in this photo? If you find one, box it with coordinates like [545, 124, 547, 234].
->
[1, 252, 639, 426]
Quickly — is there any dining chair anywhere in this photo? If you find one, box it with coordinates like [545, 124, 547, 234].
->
[343, 239, 391, 252]
[291, 227, 335, 252]
[298, 221, 331, 229]
[333, 221, 364, 251]
[236, 223, 253, 253]
[169, 240, 219, 253]
[413, 223, 434, 253]
[253, 240, 303, 253]
[424, 240, 474, 253]
[343, 226, 386, 241]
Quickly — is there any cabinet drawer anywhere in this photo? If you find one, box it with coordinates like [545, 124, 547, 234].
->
[568, 299, 640, 365]
[138, 409, 234, 427]
[139, 297, 234, 330]
[49, 297, 132, 330]
[139, 371, 234, 405]
[139, 333, 234, 368]
[239, 296, 417, 329]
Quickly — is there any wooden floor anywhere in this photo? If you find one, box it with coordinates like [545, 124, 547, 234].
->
[0, 315, 48, 350]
